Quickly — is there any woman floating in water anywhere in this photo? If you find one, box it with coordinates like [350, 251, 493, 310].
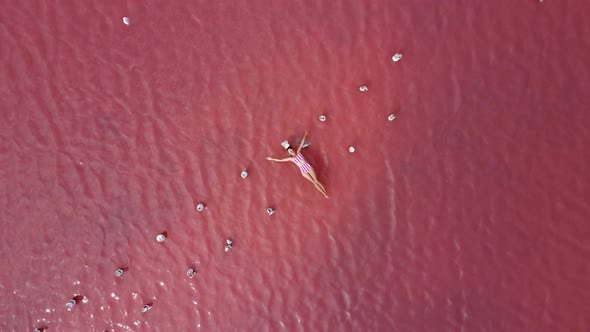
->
[266, 131, 328, 198]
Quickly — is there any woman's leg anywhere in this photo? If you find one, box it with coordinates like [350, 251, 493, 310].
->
[308, 167, 328, 195]
[302, 172, 328, 198]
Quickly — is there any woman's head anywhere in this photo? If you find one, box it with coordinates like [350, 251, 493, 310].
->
[287, 147, 296, 156]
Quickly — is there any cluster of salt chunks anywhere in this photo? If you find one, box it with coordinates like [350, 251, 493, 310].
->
[31, 17, 402, 332]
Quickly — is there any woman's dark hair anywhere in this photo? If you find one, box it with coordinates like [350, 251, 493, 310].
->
[286, 146, 293, 151]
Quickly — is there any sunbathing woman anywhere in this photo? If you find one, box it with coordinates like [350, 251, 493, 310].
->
[266, 131, 328, 198]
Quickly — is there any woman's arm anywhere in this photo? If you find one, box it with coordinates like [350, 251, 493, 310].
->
[266, 157, 293, 162]
[297, 130, 309, 154]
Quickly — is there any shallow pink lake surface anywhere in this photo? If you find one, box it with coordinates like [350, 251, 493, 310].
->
[1, 0, 590, 331]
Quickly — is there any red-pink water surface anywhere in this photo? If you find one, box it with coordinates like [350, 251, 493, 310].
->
[1, 0, 590, 331]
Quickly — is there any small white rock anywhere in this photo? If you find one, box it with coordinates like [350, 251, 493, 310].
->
[156, 234, 166, 242]
[66, 300, 76, 310]
[123, 17, 130, 25]
[348, 146, 355, 153]
[187, 268, 196, 278]
[319, 115, 327, 122]
[240, 170, 248, 178]
[392, 53, 402, 62]
[388, 114, 396, 121]
[359, 86, 368, 92]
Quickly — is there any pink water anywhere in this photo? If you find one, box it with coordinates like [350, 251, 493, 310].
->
[1, 1, 590, 331]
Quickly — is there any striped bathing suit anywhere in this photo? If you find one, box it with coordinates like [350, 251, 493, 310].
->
[292, 154, 312, 174]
